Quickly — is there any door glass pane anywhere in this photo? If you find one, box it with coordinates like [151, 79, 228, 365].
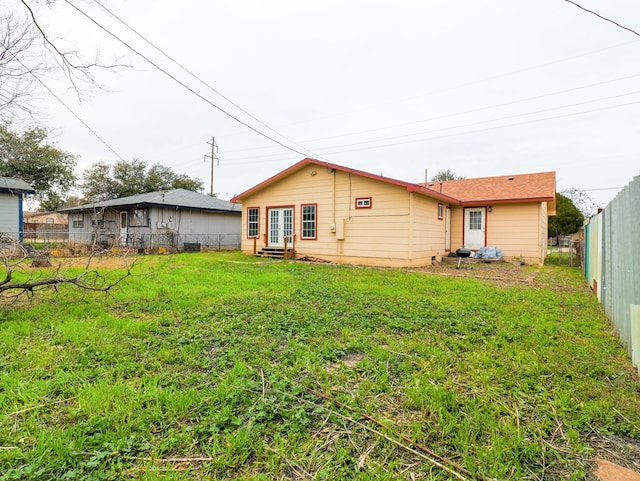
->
[269, 210, 279, 244]
[469, 211, 482, 230]
[283, 209, 293, 239]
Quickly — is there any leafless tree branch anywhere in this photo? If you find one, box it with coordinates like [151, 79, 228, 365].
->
[0, 233, 134, 303]
[1, 1, 130, 120]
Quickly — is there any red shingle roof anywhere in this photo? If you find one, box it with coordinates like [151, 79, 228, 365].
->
[420, 171, 556, 205]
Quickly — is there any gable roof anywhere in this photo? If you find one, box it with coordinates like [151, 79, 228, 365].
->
[0, 176, 35, 195]
[231, 158, 460, 204]
[59, 189, 241, 214]
[420, 171, 556, 205]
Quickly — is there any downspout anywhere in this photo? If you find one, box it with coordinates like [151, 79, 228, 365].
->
[332, 169, 336, 226]
[408, 192, 414, 265]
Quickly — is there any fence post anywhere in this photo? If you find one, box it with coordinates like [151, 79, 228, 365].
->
[632, 305, 640, 374]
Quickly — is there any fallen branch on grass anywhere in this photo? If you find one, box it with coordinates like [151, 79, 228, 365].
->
[0, 234, 134, 303]
[263, 385, 482, 481]
[305, 388, 497, 481]
[124, 456, 214, 463]
[6, 396, 78, 417]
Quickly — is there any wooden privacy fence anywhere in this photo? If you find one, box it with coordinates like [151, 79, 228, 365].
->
[23, 223, 69, 242]
[583, 174, 640, 368]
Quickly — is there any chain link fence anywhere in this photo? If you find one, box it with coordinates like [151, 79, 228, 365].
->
[16, 231, 241, 255]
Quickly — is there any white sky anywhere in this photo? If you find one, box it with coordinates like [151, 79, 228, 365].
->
[13, 0, 640, 207]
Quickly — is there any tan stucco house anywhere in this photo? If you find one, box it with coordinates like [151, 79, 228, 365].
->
[231, 159, 556, 267]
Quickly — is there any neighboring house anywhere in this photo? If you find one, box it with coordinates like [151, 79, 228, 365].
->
[230, 158, 556, 267]
[23, 211, 68, 225]
[59, 189, 242, 251]
[0, 177, 36, 241]
[23, 211, 69, 242]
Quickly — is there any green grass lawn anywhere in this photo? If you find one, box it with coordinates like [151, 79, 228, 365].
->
[1, 252, 639, 480]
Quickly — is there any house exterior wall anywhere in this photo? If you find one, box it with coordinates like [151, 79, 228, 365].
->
[238, 166, 448, 267]
[67, 207, 241, 249]
[485, 202, 545, 264]
[410, 194, 449, 263]
[24, 212, 68, 224]
[449, 207, 465, 252]
[0, 192, 20, 237]
[448, 202, 546, 264]
[154, 208, 241, 248]
[539, 201, 549, 264]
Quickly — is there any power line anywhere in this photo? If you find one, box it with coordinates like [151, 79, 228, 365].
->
[221, 37, 638, 138]
[61, 0, 317, 160]
[582, 186, 623, 192]
[9, 52, 127, 162]
[223, 71, 640, 154]
[222, 90, 640, 161]
[306, 99, 640, 157]
[91, 0, 328, 162]
[563, 0, 640, 38]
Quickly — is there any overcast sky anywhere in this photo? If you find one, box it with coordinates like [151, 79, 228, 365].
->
[14, 0, 640, 207]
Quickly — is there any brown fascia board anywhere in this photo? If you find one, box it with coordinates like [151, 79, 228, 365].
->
[459, 196, 556, 206]
[231, 158, 460, 204]
[406, 185, 460, 204]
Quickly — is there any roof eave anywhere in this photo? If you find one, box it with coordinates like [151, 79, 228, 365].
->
[60, 201, 240, 214]
[231, 158, 462, 204]
[459, 196, 556, 206]
[406, 185, 461, 204]
[0, 187, 36, 195]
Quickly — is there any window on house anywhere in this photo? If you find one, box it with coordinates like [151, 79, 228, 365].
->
[130, 209, 149, 227]
[355, 197, 372, 209]
[71, 213, 84, 228]
[469, 211, 482, 230]
[46, 218, 54, 224]
[301, 204, 317, 239]
[247, 207, 259, 237]
[438, 203, 444, 220]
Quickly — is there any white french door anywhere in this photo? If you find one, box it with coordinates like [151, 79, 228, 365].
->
[464, 207, 486, 250]
[268, 207, 294, 247]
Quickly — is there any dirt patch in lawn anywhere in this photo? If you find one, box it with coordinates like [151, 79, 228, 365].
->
[49, 254, 139, 270]
[413, 259, 593, 293]
[413, 260, 542, 287]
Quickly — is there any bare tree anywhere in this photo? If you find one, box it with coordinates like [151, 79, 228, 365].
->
[1, 3, 134, 302]
[1, 1, 127, 122]
[0, 233, 134, 303]
[0, 12, 45, 121]
[561, 187, 598, 218]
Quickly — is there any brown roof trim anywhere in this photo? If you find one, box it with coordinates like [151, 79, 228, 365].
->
[231, 158, 460, 204]
[460, 196, 556, 206]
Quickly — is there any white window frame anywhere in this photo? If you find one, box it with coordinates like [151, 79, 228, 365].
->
[301, 204, 317, 240]
[71, 213, 84, 229]
[247, 207, 260, 238]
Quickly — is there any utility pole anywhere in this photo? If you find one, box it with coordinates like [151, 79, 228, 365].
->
[204, 137, 218, 196]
